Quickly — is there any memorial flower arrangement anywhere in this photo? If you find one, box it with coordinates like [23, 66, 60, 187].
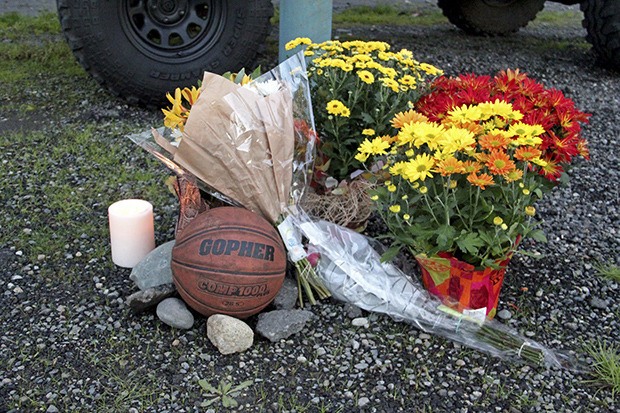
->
[285, 38, 443, 190]
[133, 57, 580, 368]
[356, 70, 590, 317]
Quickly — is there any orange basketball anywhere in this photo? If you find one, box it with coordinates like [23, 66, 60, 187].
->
[171, 207, 286, 319]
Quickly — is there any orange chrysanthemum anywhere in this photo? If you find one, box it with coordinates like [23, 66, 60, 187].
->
[472, 152, 490, 163]
[504, 169, 523, 182]
[391, 110, 429, 129]
[435, 157, 465, 176]
[380, 134, 398, 144]
[478, 133, 511, 150]
[467, 173, 495, 189]
[514, 146, 542, 161]
[486, 150, 516, 175]
[462, 160, 483, 174]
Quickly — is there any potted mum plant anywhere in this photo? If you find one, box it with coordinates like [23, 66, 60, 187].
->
[358, 70, 589, 319]
[284, 37, 442, 229]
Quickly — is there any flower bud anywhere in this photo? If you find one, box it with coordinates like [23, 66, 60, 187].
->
[525, 206, 536, 216]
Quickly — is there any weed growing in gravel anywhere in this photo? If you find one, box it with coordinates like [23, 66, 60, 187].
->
[198, 377, 253, 409]
[583, 340, 620, 399]
[593, 261, 620, 282]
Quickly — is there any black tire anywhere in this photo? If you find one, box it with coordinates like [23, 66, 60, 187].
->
[581, 0, 620, 70]
[437, 0, 545, 35]
[57, 0, 274, 106]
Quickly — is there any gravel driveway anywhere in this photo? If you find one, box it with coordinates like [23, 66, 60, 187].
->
[0, 2, 618, 413]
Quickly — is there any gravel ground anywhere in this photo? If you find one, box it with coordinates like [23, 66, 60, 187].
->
[1, 2, 619, 413]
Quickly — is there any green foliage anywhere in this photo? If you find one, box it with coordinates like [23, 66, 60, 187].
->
[0, 12, 83, 83]
[198, 378, 253, 409]
[593, 261, 620, 282]
[583, 340, 620, 399]
[333, 5, 445, 27]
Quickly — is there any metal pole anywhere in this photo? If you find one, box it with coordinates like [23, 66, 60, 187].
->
[279, 0, 333, 62]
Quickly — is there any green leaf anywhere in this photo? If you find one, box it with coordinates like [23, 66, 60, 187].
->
[220, 381, 233, 394]
[222, 394, 238, 408]
[436, 225, 456, 250]
[198, 379, 217, 394]
[200, 398, 218, 407]
[234, 380, 254, 391]
[529, 229, 548, 243]
[361, 112, 375, 124]
[456, 232, 485, 256]
[380, 245, 402, 263]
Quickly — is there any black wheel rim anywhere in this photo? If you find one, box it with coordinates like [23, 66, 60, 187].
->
[121, 0, 226, 62]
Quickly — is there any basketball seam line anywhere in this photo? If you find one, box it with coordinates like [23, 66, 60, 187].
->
[175, 226, 285, 250]
[171, 258, 286, 277]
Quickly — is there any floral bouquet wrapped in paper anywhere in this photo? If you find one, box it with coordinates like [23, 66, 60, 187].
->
[356, 69, 590, 318]
[130, 53, 330, 306]
[284, 38, 443, 229]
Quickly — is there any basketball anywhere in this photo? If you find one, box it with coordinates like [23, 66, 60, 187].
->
[171, 206, 287, 319]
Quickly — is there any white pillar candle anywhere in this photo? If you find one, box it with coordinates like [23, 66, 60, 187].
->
[108, 199, 155, 268]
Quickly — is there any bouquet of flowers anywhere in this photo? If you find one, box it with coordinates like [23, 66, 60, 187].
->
[131, 53, 330, 306]
[283, 38, 442, 228]
[356, 69, 590, 316]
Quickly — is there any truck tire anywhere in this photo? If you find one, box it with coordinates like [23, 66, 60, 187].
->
[581, 0, 620, 70]
[57, 0, 274, 106]
[437, 0, 545, 35]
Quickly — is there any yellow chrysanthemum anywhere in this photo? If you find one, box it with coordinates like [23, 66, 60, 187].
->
[401, 153, 435, 182]
[357, 70, 375, 84]
[285, 37, 312, 51]
[357, 137, 391, 156]
[326, 100, 351, 117]
[439, 127, 476, 153]
[419, 62, 442, 76]
[362, 129, 375, 136]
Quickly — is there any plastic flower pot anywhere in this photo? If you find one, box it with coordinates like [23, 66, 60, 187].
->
[415, 252, 512, 320]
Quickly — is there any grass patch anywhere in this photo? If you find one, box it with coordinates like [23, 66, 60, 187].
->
[0, 12, 83, 82]
[583, 340, 620, 399]
[0, 126, 175, 280]
[532, 10, 583, 26]
[334, 5, 445, 27]
[593, 261, 620, 282]
[0, 11, 61, 38]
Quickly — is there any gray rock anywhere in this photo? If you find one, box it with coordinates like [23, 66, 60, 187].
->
[273, 277, 298, 310]
[129, 240, 175, 290]
[206, 314, 254, 354]
[344, 303, 363, 319]
[589, 297, 608, 310]
[497, 309, 512, 320]
[255, 309, 313, 342]
[351, 317, 369, 328]
[156, 297, 194, 330]
[125, 283, 177, 314]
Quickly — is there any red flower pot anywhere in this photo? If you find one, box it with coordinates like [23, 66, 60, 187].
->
[415, 252, 512, 320]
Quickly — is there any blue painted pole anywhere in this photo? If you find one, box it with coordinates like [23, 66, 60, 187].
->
[279, 0, 333, 62]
